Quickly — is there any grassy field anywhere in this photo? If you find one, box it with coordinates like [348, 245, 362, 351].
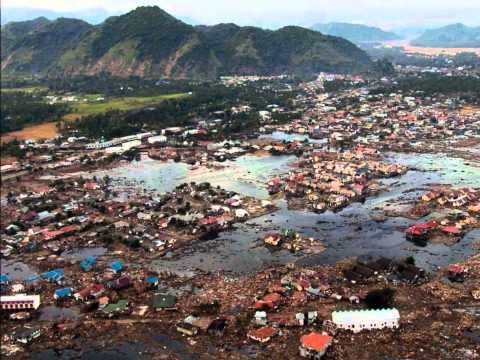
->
[72, 93, 188, 116]
[1, 86, 49, 93]
[1, 92, 190, 142]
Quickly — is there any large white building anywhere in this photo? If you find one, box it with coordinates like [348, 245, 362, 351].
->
[0, 294, 41, 310]
[332, 308, 400, 333]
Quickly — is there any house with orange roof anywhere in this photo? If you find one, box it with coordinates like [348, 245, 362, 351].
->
[299, 332, 332, 359]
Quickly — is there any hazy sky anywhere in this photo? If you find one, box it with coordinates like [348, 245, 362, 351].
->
[2, 0, 480, 29]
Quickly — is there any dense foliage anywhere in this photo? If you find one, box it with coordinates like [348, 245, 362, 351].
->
[366, 46, 480, 69]
[1, 91, 71, 133]
[45, 75, 197, 96]
[0, 139, 26, 158]
[371, 74, 480, 98]
[62, 82, 298, 139]
[2, 6, 378, 79]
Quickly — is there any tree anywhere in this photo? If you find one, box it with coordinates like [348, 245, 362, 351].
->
[365, 288, 395, 309]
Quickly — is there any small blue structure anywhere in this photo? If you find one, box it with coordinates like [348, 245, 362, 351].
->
[80, 256, 96, 272]
[0, 274, 10, 285]
[54, 287, 73, 299]
[146, 277, 159, 287]
[111, 261, 123, 274]
[42, 268, 64, 282]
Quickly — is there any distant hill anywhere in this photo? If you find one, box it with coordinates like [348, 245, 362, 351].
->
[1, 7, 111, 25]
[311, 22, 402, 44]
[1, 17, 51, 57]
[412, 23, 480, 48]
[1, 6, 380, 80]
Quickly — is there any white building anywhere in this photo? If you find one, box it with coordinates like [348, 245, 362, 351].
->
[148, 135, 167, 144]
[0, 294, 41, 310]
[332, 308, 400, 333]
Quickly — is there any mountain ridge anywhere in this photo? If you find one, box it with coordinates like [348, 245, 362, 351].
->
[412, 23, 480, 48]
[1, 6, 380, 79]
[311, 22, 402, 44]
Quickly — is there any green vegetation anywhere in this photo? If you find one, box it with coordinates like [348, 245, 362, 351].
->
[61, 82, 298, 140]
[371, 74, 480, 98]
[72, 93, 189, 116]
[1, 86, 48, 93]
[0, 139, 26, 158]
[0, 76, 189, 134]
[1, 91, 71, 133]
[2, 6, 379, 80]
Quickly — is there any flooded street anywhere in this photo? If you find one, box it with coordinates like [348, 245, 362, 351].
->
[103, 145, 480, 274]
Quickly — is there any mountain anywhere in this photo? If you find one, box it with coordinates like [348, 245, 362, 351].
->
[412, 23, 480, 48]
[2, 18, 93, 74]
[311, 22, 402, 44]
[1, 7, 111, 25]
[1, 6, 379, 79]
[1, 17, 51, 57]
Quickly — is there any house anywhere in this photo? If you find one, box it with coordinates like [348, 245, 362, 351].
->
[448, 264, 467, 283]
[114, 221, 130, 230]
[207, 318, 227, 336]
[190, 317, 215, 333]
[0, 274, 10, 285]
[80, 256, 96, 272]
[41, 269, 64, 283]
[54, 288, 73, 299]
[255, 292, 282, 310]
[74, 284, 105, 301]
[264, 233, 282, 246]
[83, 182, 99, 190]
[110, 276, 131, 290]
[101, 300, 129, 317]
[0, 294, 41, 310]
[111, 261, 124, 273]
[441, 226, 461, 236]
[152, 293, 177, 311]
[255, 311, 268, 325]
[146, 277, 160, 289]
[15, 327, 42, 344]
[299, 332, 332, 359]
[247, 326, 277, 343]
[332, 308, 400, 333]
[177, 322, 198, 336]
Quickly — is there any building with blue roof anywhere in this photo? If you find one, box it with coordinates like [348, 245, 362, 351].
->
[80, 256, 96, 272]
[42, 269, 64, 283]
[111, 261, 123, 273]
[146, 277, 159, 288]
[54, 288, 73, 299]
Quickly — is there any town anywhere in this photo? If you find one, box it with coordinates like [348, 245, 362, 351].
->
[1, 48, 480, 360]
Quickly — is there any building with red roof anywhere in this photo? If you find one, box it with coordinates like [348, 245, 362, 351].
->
[247, 326, 277, 343]
[299, 332, 332, 359]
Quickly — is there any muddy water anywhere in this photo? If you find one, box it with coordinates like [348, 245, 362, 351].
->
[60, 247, 107, 261]
[39, 305, 81, 321]
[1, 260, 38, 281]
[103, 149, 479, 274]
[96, 154, 295, 199]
